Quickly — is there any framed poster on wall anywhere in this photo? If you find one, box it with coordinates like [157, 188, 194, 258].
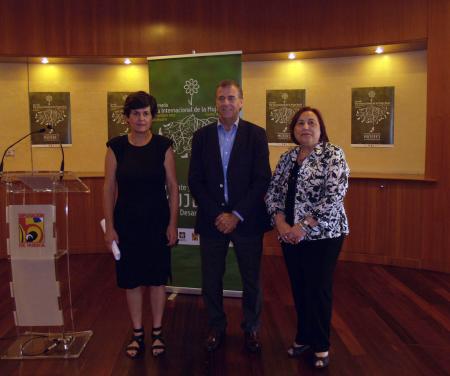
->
[351, 86, 394, 147]
[266, 89, 305, 145]
[107, 92, 131, 140]
[29, 92, 72, 146]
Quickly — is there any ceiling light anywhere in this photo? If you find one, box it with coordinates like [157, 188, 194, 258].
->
[41, 57, 49, 64]
[124, 58, 132, 65]
[375, 46, 384, 54]
[288, 52, 296, 60]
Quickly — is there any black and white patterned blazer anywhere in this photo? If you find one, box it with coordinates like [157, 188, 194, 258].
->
[265, 142, 350, 240]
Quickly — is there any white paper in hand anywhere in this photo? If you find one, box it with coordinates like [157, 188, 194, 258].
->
[100, 218, 121, 260]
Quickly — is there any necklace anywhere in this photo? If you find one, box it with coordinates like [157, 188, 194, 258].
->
[297, 147, 311, 163]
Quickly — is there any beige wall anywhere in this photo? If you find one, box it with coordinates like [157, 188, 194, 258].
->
[0, 63, 149, 172]
[0, 50, 426, 174]
[243, 51, 427, 174]
[0, 64, 30, 170]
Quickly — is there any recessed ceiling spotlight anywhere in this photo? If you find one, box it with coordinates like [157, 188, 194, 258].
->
[124, 58, 132, 65]
[288, 52, 296, 60]
[41, 57, 49, 64]
[375, 46, 384, 54]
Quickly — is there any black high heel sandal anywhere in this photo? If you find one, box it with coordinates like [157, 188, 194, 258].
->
[287, 343, 311, 357]
[126, 327, 145, 359]
[313, 353, 330, 368]
[151, 326, 166, 357]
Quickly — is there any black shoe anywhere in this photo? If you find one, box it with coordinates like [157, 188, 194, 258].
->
[287, 343, 311, 358]
[125, 327, 145, 359]
[205, 328, 225, 352]
[151, 326, 166, 357]
[313, 353, 330, 368]
[244, 331, 261, 353]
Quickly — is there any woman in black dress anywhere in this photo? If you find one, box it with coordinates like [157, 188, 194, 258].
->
[103, 91, 179, 358]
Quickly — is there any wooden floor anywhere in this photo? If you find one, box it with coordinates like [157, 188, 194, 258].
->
[0, 254, 449, 376]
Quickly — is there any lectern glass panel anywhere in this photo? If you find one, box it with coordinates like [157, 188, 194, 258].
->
[0, 171, 92, 359]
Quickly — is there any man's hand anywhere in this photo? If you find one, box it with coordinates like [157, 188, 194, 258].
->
[215, 213, 240, 234]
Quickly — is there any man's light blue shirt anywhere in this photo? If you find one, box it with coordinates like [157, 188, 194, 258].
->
[217, 119, 243, 221]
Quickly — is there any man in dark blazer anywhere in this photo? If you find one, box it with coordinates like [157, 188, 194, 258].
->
[188, 80, 271, 353]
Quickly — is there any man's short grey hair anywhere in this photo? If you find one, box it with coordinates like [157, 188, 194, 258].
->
[216, 79, 243, 99]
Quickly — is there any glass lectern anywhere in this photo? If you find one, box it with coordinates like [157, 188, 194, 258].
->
[1, 171, 92, 359]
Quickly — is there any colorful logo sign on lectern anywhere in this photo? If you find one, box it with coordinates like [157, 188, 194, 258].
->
[7, 204, 56, 258]
[18, 214, 45, 247]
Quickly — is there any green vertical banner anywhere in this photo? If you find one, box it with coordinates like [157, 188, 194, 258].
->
[148, 52, 242, 295]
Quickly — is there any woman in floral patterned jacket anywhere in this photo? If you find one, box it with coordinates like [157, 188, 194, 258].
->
[265, 106, 349, 369]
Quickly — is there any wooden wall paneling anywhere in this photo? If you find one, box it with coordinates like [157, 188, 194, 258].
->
[3, 175, 448, 271]
[1, 1, 34, 56]
[421, 0, 450, 272]
[64, 0, 98, 56]
[41, 0, 71, 56]
[342, 180, 393, 258]
[4, 0, 428, 57]
[389, 182, 425, 264]
[94, 1, 126, 56]
[162, 1, 210, 55]
[86, 178, 109, 252]
[340, 180, 437, 270]
[425, 0, 450, 181]
[96, 1, 152, 56]
[0, 185, 6, 258]
[0, 1, 15, 55]
[68, 177, 106, 253]
[420, 189, 450, 272]
[116, 0, 428, 55]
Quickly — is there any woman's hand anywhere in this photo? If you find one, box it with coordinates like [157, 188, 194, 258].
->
[305, 215, 318, 228]
[275, 218, 298, 244]
[104, 227, 119, 251]
[166, 224, 178, 246]
[290, 224, 307, 244]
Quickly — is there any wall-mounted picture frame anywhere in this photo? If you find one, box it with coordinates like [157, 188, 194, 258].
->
[266, 89, 305, 145]
[351, 86, 394, 147]
[107, 92, 131, 140]
[29, 92, 72, 146]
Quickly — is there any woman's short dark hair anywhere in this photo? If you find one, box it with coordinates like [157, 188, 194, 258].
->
[289, 106, 329, 145]
[123, 91, 158, 118]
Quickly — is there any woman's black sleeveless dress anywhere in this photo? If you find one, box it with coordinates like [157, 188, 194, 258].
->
[107, 134, 173, 289]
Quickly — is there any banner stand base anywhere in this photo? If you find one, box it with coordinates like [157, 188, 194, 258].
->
[1, 330, 93, 360]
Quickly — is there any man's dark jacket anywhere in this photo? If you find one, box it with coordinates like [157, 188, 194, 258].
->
[188, 119, 271, 237]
